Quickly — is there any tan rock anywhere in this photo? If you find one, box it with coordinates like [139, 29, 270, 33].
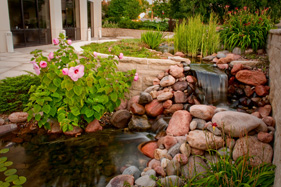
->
[190, 105, 216, 121]
[166, 110, 192, 136]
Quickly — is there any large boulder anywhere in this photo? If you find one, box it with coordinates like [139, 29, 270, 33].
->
[166, 110, 192, 136]
[85, 119, 103, 133]
[110, 110, 132, 129]
[212, 111, 267, 137]
[235, 70, 267, 86]
[232, 136, 273, 166]
[128, 115, 151, 131]
[186, 130, 224, 150]
[160, 75, 176, 87]
[106, 175, 134, 187]
[190, 105, 216, 121]
[145, 99, 164, 117]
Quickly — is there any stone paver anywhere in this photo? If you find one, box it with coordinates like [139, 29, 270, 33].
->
[0, 38, 117, 80]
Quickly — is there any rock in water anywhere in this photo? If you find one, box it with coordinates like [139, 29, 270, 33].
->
[110, 110, 132, 129]
[186, 130, 224, 150]
[166, 110, 192, 136]
[128, 115, 151, 131]
[212, 111, 267, 137]
[232, 136, 273, 166]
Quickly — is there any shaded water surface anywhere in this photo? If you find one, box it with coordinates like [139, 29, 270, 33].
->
[0, 129, 153, 187]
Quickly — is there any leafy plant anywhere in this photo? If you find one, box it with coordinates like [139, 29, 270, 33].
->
[174, 14, 220, 57]
[141, 30, 164, 50]
[24, 34, 135, 132]
[102, 20, 119, 28]
[220, 7, 273, 51]
[0, 73, 40, 114]
[188, 151, 276, 187]
[0, 148, 27, 187]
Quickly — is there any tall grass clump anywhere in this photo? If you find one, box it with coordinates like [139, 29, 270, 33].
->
[141, 30, 164, 50]
[174, 14, 220, 57]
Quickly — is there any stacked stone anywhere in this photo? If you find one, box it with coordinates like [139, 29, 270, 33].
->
[108, 61, 275, 187]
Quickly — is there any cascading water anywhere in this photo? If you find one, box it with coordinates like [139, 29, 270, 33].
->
[190, 64, 228, 105]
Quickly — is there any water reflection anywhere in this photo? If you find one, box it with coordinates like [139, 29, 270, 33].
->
[0, 129, 153, 187]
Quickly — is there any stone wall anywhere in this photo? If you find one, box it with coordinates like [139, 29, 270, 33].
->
[95, 53, 180, 97]
[102, 28, 173, 38]
[267, 29, 281, 187]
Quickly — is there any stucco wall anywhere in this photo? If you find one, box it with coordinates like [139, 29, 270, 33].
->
[267, 29, 281, 187]
[95, 53, 181, 97]
[102, 28, 173, 38]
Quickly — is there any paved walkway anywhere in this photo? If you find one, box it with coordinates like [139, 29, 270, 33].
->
[0, 38, 118, 80]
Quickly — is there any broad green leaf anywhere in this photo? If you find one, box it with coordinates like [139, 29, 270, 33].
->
[0, 157, 8, 164]
[65, 79, 73, 91]
[5, 174, 18, 182]
[70, 107, 80, 116]
[33, 105, 41, 113]
[73, 86, 82, 96]
[13, 176, 27, 185]
[0, 149, 9, 154]
[110, 92, 118, 102]
[42, 105, 51, 114]
[47, 72, 56, 80]
[0, 167, 7, 172]
[4, 168, 17, 176]
[66, 90, 74, 98]
[53, 78, 62, 87]
[4, 161, 13, 167]
[36, 98, 44, 106]
[0, 182, 10, 187]
[85, 107, 94, 118]
[48, 83, 57, 93]
[49, 107, 57, 117]
[35, 114, 41, 121]
[42, 76, 52, 85]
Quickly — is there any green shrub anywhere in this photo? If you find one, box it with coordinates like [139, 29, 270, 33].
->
[174, 14, 220, 57]
[102, 20, 119, 28]
[0, 73, 40, 114]
[220, 8, 273, 51]
[141, 30, 164, 50]
[25, 34, 135, 132]
[188, 151, 276, 187]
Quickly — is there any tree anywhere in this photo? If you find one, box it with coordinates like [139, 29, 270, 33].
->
[108, 0, 143, 19]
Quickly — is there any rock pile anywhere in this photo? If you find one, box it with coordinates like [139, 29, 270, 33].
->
[107, 58, 275, 187]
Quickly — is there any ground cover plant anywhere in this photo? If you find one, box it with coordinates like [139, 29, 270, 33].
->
[220, 7, 273, 51]
[141, 30, 164, 50]
[24, 34, 135, 132]
[174, 14, 220, 57]
[0, 73, 40, 114]
[81, 39, 161, 59]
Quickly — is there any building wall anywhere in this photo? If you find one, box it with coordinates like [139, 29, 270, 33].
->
[0, 0, 12, 53]
[267, 29, 281, 187]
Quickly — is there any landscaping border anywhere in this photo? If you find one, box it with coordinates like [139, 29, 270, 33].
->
[102, 28, 173, 38]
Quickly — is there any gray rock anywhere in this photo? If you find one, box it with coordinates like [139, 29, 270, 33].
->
[160, 175, 183, 187]
[0, 124, 17, 136]
[166, 160, 181, 176]
[205, 153, 219, 167]
[128, 115, 151, 131]
[141, 169, 156, 177]
[160, 75, 176, 87]
[190, 121, 197, 131]
[157, 92, 174, 102]
[217, 52, 226, 58]
[180, 143, 191, 158]
[152, 118, 168, 133]
[167, 143, 181, 158]
[206, 123, 222, 136]
[181, 156, 208, 179]
[122, 166, 141, 179]
[232, 47, 242, 55]
[203, 55, 215, 61]
[144, 85, 160, 93]
[106, 175, 134, 187]
[0, 118, 4, 126]
[192, 118, 206, 130]
[139, 92, 153, 105]
[135, 175, 156, 187]
[218, 147, 230, 157]
[110, 110, 132, 129]
[172, 81, 188, 91]
[184, 66, 191, 71]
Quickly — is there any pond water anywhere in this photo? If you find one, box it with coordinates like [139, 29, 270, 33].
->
[0, 129, 153, 187]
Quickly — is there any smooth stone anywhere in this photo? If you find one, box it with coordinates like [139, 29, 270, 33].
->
[160, 176, 183, 187]
[230, 60, 262, 67]
[141, 141, 158, 158]
[167, 143, 181, 158]
[122, 166, 141, 180]
[235, 70, 267, 86]
[144, 85, 160, 93]
[181, 156, 208, 179]
[217, 52, 226, 58]
[189, 121, 197, 131]
[154, 166, 166, 177]
[128, 115, 151, 131]
[145, 99, 164, 117]
[205, 153, 219, 167]
[163, 135, 177, 150]
[160, 75, 176, 87]
[63, 126, 83, 136]
[85, 119, 103, 133]
[166, 110, 192, 136]
[172, 81, 188, 91]
[152, 118, 168, 133]
[0, 124, 17, 136]
[191, 148, 205, 156]
[157, 92, 174, 102]
[139, 92, 153, 105]
[130, 103, 146, 115]
[106, 175, 134, 187]
[190, 105, 216, 121]
[206, 123, 222, 136]
[212, 111, 267, 137]
[180, 143, 191, 158]
[8, 112, 28, 123]
[135, 175, 156, 187]
[141, 169, 156, 177]
[232, 136, 273, 166]
[163, 100, 173, 109]
[262, 116, 275, 127]
[257, 132, 273, 143]
[174, 91, 188, 104]
[154, 149, 171, 160]
[169, 65, 184, 78]
[186, 130, 224, 150]
[47, 119, 62, 134]
[173, 153, 188, 165]
[164, 104, 184, 115]
[110, 110, 132, 129]
[192, 118, 206, 130]
[166, 160, 181, 176]
[161, 158, 171, 169]
[148, 159, 161, 169]
[0, 118, 4, 125]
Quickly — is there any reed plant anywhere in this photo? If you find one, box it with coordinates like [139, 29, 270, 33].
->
[174, 14, 220, 57]
[141, 30, 164, 50]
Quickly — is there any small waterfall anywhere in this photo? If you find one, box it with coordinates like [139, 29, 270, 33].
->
[190, 64, 228, 105]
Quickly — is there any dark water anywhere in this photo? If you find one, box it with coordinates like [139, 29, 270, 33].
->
[0, 129, 153, 187]
[190, 63, 228, 106]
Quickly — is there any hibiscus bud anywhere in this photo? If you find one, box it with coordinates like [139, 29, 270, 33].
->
[62, 68, 69, 75]
[119, 53, 123, 59]
[67, 39, 72, 45]
[40, 61, 47, 68]
[134, 73, 139, 81]
[53, 38, 59, 45]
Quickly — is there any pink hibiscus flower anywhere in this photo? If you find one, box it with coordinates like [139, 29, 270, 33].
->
[40, 61, 47, 68]
[62, 68, 69, 75]
[119, 53, 124, 59]
[68, 65, 84, 81]
[67, 39, 72, 45]
[134, 73, 139, 81]
[33, 63, 40, 75]
[53, 38, 59, 45]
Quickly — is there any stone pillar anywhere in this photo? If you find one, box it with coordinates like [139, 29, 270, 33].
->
[91, 0, 102, 39]
[79, 0, 88, 40]
[267, 29, 281, 187]
[0, 0, 13, 53]
[49, 0, 63, 40]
